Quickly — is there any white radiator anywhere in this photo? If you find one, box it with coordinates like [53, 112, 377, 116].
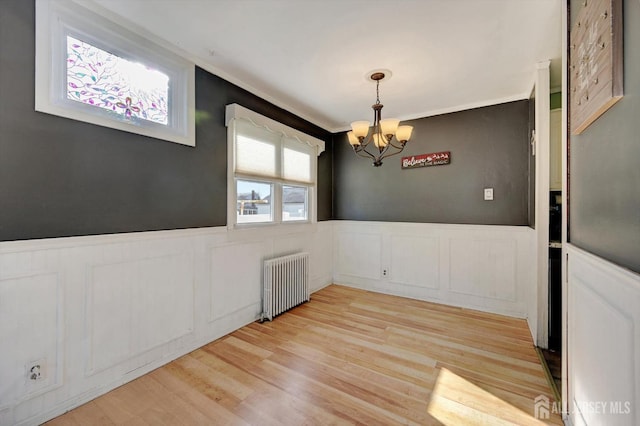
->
[262, 252, 310, 321]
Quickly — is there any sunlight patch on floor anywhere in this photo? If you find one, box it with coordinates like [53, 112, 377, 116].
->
[427, 367, 548, 425]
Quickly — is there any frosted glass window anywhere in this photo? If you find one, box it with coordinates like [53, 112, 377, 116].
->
[35, 0, 195, 146]
[66, 36, 169, 125]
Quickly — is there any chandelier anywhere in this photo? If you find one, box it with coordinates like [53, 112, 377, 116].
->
[347, 71, 413, 167]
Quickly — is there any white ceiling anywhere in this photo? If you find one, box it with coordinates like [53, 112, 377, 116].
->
[90, 0, 562, 132]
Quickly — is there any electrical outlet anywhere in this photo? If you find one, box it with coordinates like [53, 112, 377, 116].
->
[484, 188, 494, 201]
[383, 269, 388, 277]
[27, 359, 45, 382]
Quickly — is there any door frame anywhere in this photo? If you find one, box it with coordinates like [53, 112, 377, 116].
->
[534, 60, 551, 349]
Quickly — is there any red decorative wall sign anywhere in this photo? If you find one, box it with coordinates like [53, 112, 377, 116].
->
[401, 151, 450, 169]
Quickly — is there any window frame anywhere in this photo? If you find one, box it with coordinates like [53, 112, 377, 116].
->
[226, 104, 325, 230]
[35, 0, 195, 147]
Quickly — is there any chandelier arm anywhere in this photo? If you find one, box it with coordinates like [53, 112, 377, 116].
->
[378, 136, 399, 155]
[361, 140, 394, 161]
[354, 146, 378, 161]
[387, 140, 405, 150]
[359, 138, 373, 150]
[377, 147, 406, 161]
[376, 142, 392, 157]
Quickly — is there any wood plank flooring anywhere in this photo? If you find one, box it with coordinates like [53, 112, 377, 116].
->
[47, 285, 563, 425]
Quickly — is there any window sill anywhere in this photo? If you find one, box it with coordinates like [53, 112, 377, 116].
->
[226, 221, 317, 241]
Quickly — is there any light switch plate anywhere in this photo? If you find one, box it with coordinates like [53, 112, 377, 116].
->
[484, 188, 494, 201]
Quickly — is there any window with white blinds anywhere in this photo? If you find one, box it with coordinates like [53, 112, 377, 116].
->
[225, 104, 324, 227]
[283, 142, 312, 183]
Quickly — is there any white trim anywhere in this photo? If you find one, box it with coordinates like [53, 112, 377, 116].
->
[0, 226, 227, 254]
[330, 220, 534, 233]
[561, 0, 569, 418]
[35, 0, 195, 147]
[227, 117, 239, 230]
[568, 244, 640, 287]
[534, 60, 551, 348]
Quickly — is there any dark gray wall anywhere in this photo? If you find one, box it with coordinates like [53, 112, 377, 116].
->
[333, 100, 530, 225]
[569, 0, 640, 273]
[0, 0, 332, 241]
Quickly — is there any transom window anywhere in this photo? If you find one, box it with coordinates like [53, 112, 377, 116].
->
[36, 0, 195, 146]
[226, 104, 325, 228]
[66, 36, 169, 125]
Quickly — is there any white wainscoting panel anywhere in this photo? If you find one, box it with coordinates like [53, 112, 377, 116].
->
[209, 242, 263, 322]
[0, 272, 62, 404]
[333, 221, 535, 318]
[390, 235, 440, 290]
[0, 222, 334, 425]
[449, 238, 517, 301]
[336, 232, 383, 281]
[86, 253, 195, 375]
[567, 245, 640, 426]
[307, 228, 334, 292]
[272, 229, 333, 292]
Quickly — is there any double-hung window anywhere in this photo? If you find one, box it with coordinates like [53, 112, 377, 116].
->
[35, 0, 195, 146]
[226, 104, 325, 227]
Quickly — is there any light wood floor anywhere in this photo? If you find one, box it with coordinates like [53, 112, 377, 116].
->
[47, 285, 562, 425]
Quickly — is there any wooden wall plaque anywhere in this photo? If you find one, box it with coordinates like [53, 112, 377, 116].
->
[570, 0, 623, 135]
[401, 151, 450, 169]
